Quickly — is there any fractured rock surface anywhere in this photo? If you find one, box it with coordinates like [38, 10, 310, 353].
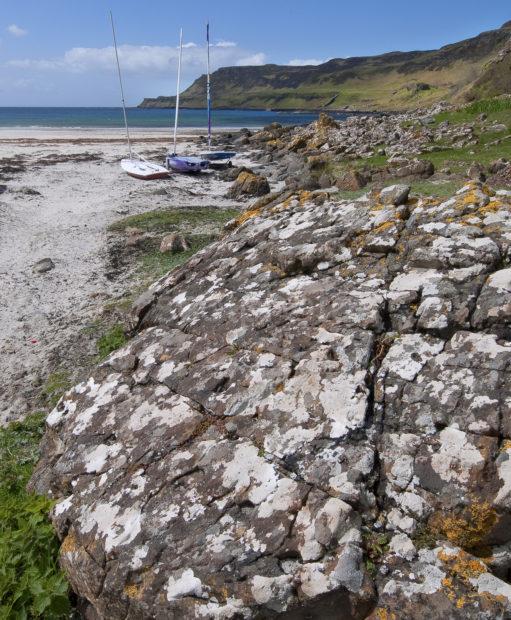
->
[32, 182, 511, 618]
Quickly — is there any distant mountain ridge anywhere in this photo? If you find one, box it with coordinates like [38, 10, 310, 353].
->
[139, 21, 511, 112]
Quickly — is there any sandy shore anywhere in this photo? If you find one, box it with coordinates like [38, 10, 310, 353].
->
[0, 127, 255, 423]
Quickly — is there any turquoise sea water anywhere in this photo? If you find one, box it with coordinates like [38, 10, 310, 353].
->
[0, 107, 350, 129]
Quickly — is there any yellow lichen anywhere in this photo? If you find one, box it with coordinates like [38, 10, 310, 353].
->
[430, 500, 497, 551]
[501, 439, 511, 451]
[61, 533, 78, 554]
[299, 190, 312, 205]
[124, 583, 141, 599]
[438, 549, 488, 581]
[374, 608, 397, 620]
[235, 208, 262, 226]
[372, 220, 396, 234]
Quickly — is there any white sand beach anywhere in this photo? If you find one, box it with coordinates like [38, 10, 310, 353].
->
[0, 127, 251, 423]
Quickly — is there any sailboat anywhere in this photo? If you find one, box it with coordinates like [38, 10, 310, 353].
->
[166, 29, 209, 173]
[110, 12, 169, 181]
[201, 23, 237, 162]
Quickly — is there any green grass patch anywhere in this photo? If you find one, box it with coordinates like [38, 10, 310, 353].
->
[410, 179, 463, 198]
[97, 323, 128, 360]
[418, 134, 511, 175]
[434, 97, 511, 128]
[40, 371, 72, 409]
[0, 413, 70, 619]
[109, 207, 240, 233]
[138, 234, 213, 281]
[332, 188, 369, 201]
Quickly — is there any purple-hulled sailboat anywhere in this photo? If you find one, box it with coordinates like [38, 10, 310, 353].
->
[166, 29, 209, 174]
[200, 23, 237, 162]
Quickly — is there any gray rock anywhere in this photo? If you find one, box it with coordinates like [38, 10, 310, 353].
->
[33, 258, 55, 273]
[160, 233, 191, 254]
[380, 184, 410, 205]
[31, 181, 511, 619]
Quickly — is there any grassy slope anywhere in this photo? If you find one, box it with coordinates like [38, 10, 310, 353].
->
[330, 96, 511, 199]
[140, 23, 511, 112]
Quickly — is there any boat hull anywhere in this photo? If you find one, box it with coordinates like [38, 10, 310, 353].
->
[201, 151, 237, 161]
[166, 155, 209, 173]
[121, 159, 170, 180]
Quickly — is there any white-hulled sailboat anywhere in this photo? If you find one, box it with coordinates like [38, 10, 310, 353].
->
[201, 22, 236, 162]
[166, 29, 209, 173]
[110, 12, 169, 180]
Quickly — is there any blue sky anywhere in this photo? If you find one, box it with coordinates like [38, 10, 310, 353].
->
[1, 0, 510, 106]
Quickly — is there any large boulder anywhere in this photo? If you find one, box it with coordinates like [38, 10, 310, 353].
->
[227, 171, 270, 198]
[32, 182, 511, 618]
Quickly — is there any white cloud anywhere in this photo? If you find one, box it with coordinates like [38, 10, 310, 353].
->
[215, 40, 236, 48]
[7, 24, 27, 37]
[6, 42, 267, 74]
[235, 53, 267, 66]
[287, 58, 327, 66]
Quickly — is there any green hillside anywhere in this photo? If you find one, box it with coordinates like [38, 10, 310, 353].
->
[139, 21, 511, 112]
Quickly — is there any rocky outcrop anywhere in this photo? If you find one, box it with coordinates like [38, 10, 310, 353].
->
[227, 171, 271, 199]
[32, 181, 511, 618]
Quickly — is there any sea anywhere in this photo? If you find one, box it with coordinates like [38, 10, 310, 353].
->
[0, 107, 350, 129]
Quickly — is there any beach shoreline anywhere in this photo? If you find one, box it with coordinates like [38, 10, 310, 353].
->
[0, 128, 256, 424]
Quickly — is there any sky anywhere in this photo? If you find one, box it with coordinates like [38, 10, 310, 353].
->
[1, 0, 510, 106]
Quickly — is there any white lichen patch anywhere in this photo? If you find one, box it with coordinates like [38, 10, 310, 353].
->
[165, 568, 204, 601]
[430, 426, 484, 484]
[381, 335, 444, 382]
[79, 500, 143, 553]
[221, 442, 278, 505]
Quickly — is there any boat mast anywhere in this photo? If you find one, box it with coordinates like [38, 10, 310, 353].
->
[173, 28, 183, 155]
[206, 22, 212, 149]
[109, 11, 132, 159]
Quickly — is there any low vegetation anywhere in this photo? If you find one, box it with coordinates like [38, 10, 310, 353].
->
[97, 323, 128, 360]
[108, 207, 240, 233]
[0, 413, 70, 619]
[40, 371, 72, 409]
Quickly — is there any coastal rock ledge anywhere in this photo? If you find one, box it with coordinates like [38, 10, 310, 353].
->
[32, 181, 511, 619]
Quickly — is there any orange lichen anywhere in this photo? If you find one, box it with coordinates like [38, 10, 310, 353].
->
[124, 583, 141, 599]
[430, 501, 497, 551]
[235, 208, 262, 226]
[373, 608, 397, 620]
[61, 533, 78, 554]
[478, 199, 508, 216]
[299, 190, 312, 205]
[438, 549, 488, 580]
[458, 190, 481, 207]
[372, 220, 396, 234]
[501, 439, 511, 451]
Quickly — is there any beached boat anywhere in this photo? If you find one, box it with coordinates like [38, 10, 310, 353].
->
[121, 158, 169, 180]
[166, 29, 209, 174]
[166, 155, 209, 173]
[200, 23, 237, 162]
[110, 12, 169, 181]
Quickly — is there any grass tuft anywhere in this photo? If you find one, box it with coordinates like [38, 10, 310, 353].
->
[97, 324, 128, 360]
[40, 371, 72, 409]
